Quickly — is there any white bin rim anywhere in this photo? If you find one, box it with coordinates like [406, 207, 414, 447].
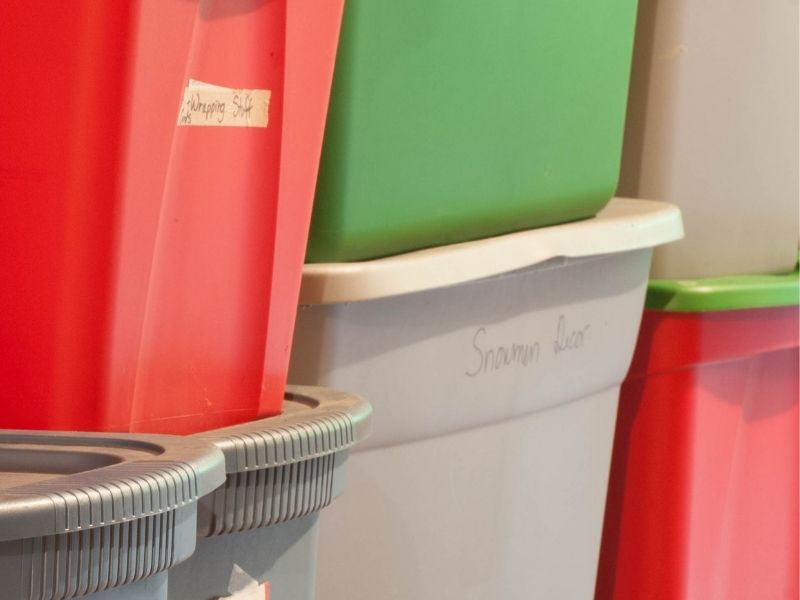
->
[300, 198, 684, 304]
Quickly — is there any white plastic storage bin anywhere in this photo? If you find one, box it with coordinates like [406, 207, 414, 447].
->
[288, 198, 683, 599]
[167, 387, 371, 600]
[0, 431, 225, 600]
[618, 0, 799, 278]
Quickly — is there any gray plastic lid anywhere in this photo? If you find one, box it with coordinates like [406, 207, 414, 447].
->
[193, 386, 372, 536]
[0, 431, 226, 542]
[194, 385, 372, 474]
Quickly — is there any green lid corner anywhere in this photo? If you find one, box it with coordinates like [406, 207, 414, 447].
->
[646, 254, 800, 312]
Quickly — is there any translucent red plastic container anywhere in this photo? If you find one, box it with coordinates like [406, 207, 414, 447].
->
[598, 293, 799, 599]
[0, 0, 343, 434]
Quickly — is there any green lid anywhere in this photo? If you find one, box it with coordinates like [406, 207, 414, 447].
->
[646, 255, 800, 312]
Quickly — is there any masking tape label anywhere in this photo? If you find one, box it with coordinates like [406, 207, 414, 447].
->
[178, 79, 270, 128]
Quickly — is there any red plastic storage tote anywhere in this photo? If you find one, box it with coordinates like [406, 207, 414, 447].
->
[0, 0, 343, 434]
[597, 264, 800, 600]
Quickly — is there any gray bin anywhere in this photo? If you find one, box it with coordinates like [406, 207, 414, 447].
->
[168, 386, 371, 600]
[0, 431, 226, 599]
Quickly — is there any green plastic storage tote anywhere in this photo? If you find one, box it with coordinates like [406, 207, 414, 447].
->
[308, 0, 640, 262]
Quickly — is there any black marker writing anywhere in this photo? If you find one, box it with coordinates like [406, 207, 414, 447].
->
[466, 327, 541, 377]
[552, 315, 590, 355]
[232, 93, 255, 123]
[186, 92, 226, 124]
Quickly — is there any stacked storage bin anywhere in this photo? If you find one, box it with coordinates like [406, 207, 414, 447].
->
[0, 2, 375, 598]
[169, 387, 372, 600]
[598, 0, 799, 597]
[287, 1, 683, 597]
[0, 388, 371, 599]
[616, 0, 799, 279]
[0, 430, 226, 599]
[598, 266, 799, 600]
[307, 0, 641, 263]
[291, 201, 682, 599]
[0, 0, 343, 433]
